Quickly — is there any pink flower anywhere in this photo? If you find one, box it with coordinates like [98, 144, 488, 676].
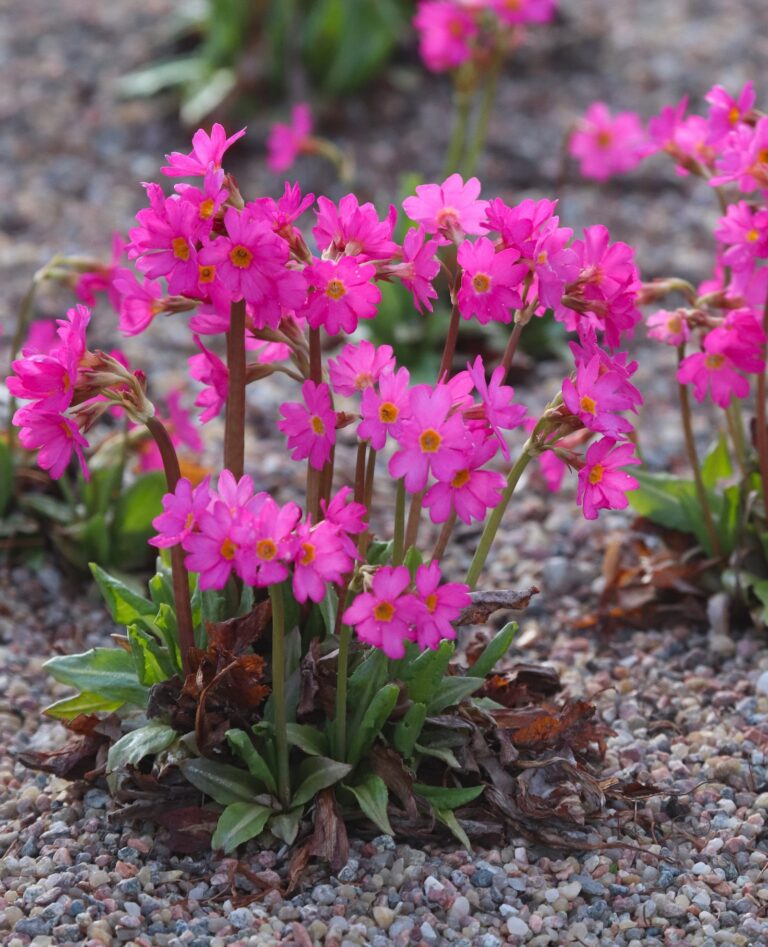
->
[151, 477, 211, 548]
[313, 194, 398, 262]
[413, 562, 470, 650]
[13, 405, 89, 480]
[413, 2, 478, 73]
[715, 201, 768, 271]
[22, 320, 57, 357]
[577, 437, 640, 520]
[705, 82, 755, 144]
[114, 271, 165, 336]
[396, 226, 441, 313]
[328, 341, 395, 396]
[403, 174, 488, 244]
[189, 336, 229, 423]
[267, 103, 313, 173]
[302, 256, 380, 335]
[175, 165, 229, 232]
[646, 309, 690, 347]
[562, 354, 636, 438]
[233, 498, 300, 588]
[711, 117, 768, 192]
[162, 123, 246, 177]
[647, 96, 689, 154]
[278, 380, 336, 470]
[249, 182, 315, 240]
[491, 0, 557, 24]
[677, 348, 750, 408]
[342, 566, 422, 659]
[74, 234, 125, 310]
[292, 520, 354, 603]
[183, 500, 240, 589]
[424, 435, 505, 524]
[131, 195, 201, 295]
[706, 308, 766, 370]
[457, 238, 528, 325]
[389, 383, 470, 493]
[466, 356, 527, 459]
[569, 102, 649, 181]
[359, 367, 412, 450]
[321, 486, 368, 558]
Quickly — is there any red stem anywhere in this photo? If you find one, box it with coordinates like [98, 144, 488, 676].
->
[224, 299, 246, 479]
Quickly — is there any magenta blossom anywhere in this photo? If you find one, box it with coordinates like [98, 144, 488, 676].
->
[267, 103, 313, 173]
[181, 501, 239, 590]
[162, 123, 246, 177]
[424, 435, 505, 524]
[151, 477, 212, 548]
[302, 256, 380, 335]
[328, 341, 395, 397]
[715, 201, 768, 271]
[313, 194, 398, 262]
[413, 2, 478, 73]
[278, 380, 336, 470]
[577, 437, 640, 520]
[403, 174, 488, 244]
[677, 349, 750, 408]
[359, 367, 412, 450]
[466, 356, 527, 460]
[188, 337, 229, 423]
[395, 226, 441, 313]
[233, 498, 300, 588]
[569, 102, 649, 181]
[342, 566, 422, 659]
[292, 520, 354, 604]
[491, 0, 557, 24]
[413, 562, 470, 651]
[457, 238, 528, 325]
[114, 272, 165, 336]
[705, 82, 755, 145]
[646, 309, 690, 347]
[562, 354, 636, 438]
[13, 406, 89, 480]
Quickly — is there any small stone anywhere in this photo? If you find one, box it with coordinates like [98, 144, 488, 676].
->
[228, 908, 254, 929]
[753, 792, 768, 809]
[756, 670, 768, 695]
[471, 869, 494, 888]
[372, 907, 394, 930]
[337, 859, 359, 882]
[692, 862, 709, 875]
[424, 876, 445, 900]
[448, 896, 471, 922]
[560, 881, 582, 900]
[479, 935, 502, 947]
[505, 917, 530, 938]
[312, 884, 337, 906]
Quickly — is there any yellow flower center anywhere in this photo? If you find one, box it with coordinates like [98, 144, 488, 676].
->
[220, 538, 237, 560]
[728, 105, 741, 125]
[537, 250, 548, 265]
[451, 469, 471, 488]
[588, 463, 604, 485]
[472, 272, 492, 294]
[172, 236, 191, 261]
[355, 372, 374, 390]
[199, 198, 215, 219]
[596, 129, 614, 148]
[229, 244, 253, 268]
[60, 421, 73, 439]
[436, 206, 460, 230]
[373, 601, 395, 622]
[705, 353, 725, 370]
[425, 593, 438, 613]
[184, 512, 195, 530]
[667, 314, 682, 334]
[256, 538, 277, 561]
[310, 415, 326, 435]
[758, 148, 768, 165]
[419, 429, 442, 453]
[299, 542, 315, 566]
[579, 395, 597, 415]
[325, 278, 346, 300]
[198, 264, 216, 284]
[378, 401, 399, 423]
[747, 228, 760, 243]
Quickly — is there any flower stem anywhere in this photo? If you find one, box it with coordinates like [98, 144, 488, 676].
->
[499, 322, 525, 376]
[755, 301, 768, 519]
[145, 416, 195, 674]
[393, 479, 406, 565]
[307, 327, 323, 521]
[269, 584, 291, 809]
[334, 624, 352, 761]
[438, 301, 461, 381]
[725, 400, 747, 475]
[465, 445, 534, 589]
[462, 51, 503, 177]
[677, 347, 722, 558]
[430, 511, 457, 564]
[404, 489, 425, 552]
[443, 85, 473, 176]
[224, 299, 246, 479]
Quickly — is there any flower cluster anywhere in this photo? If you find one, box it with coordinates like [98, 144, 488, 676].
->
[414, 0, 558, 73]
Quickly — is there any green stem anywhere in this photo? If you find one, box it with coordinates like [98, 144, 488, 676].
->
[725, 401, 747, 475]
[466, 446, 534, 589]
[443, 85, 473, 177]
[334, 624, 352, 761]
[269, 584, 290, 809]
[393, 479, 406, 565]
[145, 416, 195, 674]
[677, 346, 722, 558]
[461, 52, 503, 177]
[224, 299, 247, 479]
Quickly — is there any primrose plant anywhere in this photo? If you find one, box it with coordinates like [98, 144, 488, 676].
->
[569, 84, 768, 622]
[9, 123, 643, 853]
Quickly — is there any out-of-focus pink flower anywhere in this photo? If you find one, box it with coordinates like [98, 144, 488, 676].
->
[302, 256, 380, 335]
[74, 234, 125, 310]
[342, 566, 422, 659]
[162, 123, 246, 177]
[711, 117, 768, 192]
[457, 237, 528, 324]
[13, 406, 89, 480]
[577, 437, 640, 520]
[114, 271, 165, 336]
[569, 102, 649, 181]
[647, 309, 690, 347]
[278, 380, 336, 470]
[328, 341, 395, 397]
[188, 336, 229, 423]
[267, 104, 313, 173]
[715, 201, 768, 270]
[413, 1, 478, 73]
[491, 0, 557, 24]
[403, 174, 488, 244]
[705, 82, 756, 145]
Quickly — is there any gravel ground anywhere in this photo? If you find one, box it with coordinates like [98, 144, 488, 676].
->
[2, 0, 768, 945]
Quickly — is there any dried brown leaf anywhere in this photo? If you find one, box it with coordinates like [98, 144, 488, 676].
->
[457, 587, 539, 625]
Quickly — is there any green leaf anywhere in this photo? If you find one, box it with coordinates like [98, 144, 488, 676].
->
[0, 439, 13, 517]
[226, 729, 277, 795]
[269, 808, 304, 846]
[393, 702, 427, 757]
[701, 434, 733, 489]
[317, 586, 338, 636]
[106, 721, 177, 791]
[44, 648, 149, 707]
[470, 622, 518, 679]
[414, 782, 484, 810]
[18, 493, 73, 524]
[292, 756, 353, 807]
[127, 624, 173, 687]
[150, 604, 182, 675]
[403, 640, 454, 703]
[90, 563, 156, 625]
[344, 773, 393, 835]
[44, 690, 124, 719]
[348, 683, 400, 765]
[148, 570, 176, 611]
[211, 802, 271, 853]
[366, 540, 393, 565]
[111, 471, 166, 571]
[628, 470, 699, 534]
[286, 723, 328, 758]
[179, 758, 262, 806]
[403, 545, 423, 580]
[348, 648, 389, 712]
[427, 676, 485, 714]
[435, 807, 472, 850]
[415, 742, 461, 768]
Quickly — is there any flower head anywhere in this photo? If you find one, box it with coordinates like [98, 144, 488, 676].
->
[413, 562, 470, 650]
[569, 102, 649, 181]
[577, 437, 640, 520]
[457, 238, 528, 325]
[162, 123, 246, 177]
[267, 103, 313, 173]
[403, 174, 488, 244]
[328, 341, 395, 397]
[342, 566, 422, 658]
[278, 380, 336, 470]
[302, 256, 380, 335]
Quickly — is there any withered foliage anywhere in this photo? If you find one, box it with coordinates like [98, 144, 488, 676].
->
[16, 713, 121, 780]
